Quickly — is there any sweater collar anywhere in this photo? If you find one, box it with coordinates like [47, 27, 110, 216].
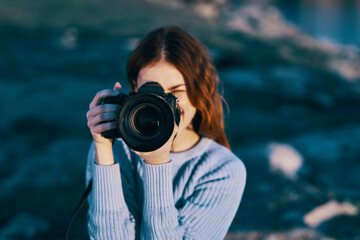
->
[170, 137, 212, 163]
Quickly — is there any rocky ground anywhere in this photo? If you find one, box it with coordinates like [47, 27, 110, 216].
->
[0, 1, 359, 239]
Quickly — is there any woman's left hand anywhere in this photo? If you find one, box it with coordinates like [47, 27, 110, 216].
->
[132, 124, 178, 165]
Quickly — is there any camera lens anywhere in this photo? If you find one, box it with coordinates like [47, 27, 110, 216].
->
[130, 103, 164, 139]
[117, 92, 176, 152]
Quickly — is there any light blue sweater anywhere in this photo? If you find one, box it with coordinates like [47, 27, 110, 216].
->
[86, 137, 246, 240]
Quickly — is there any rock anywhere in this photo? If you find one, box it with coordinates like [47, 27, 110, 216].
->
[1, 136, 89, 194]
[318, 215, 360, 239]
[226, 4, 298, 39]
[59, 27, 79, 50]
[304, 200, 358, 228]
[222, 4, 360, 81]
[0, 213, 49, 240]
[329, 58, 360, 81]
[192, 3, 219, 20]
[144, 0, 185, 9]
[231, 124, 360, 238]
[268, 142, 303, 180]
[219, 69, 264, 90]
[225, 228, 331, 240]
[267, 66, 309, 99]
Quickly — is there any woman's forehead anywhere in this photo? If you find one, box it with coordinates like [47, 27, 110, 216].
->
[137, 62, 185, 90]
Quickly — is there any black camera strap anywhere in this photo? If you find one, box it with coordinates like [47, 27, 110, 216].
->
[65, 179, 93, 240]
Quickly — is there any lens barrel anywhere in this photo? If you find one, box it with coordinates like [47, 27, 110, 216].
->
[130, 103, 163, 140]
[118, 93, 175, 152]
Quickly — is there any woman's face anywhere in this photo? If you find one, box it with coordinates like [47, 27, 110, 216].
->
[137, 61, 197, 136]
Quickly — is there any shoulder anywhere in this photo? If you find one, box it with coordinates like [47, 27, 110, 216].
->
[203, 138, 246, 175]
[196, 138, 247, 190]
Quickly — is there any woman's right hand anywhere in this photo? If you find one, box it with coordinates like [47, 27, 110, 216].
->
[86, 82, 122, 146]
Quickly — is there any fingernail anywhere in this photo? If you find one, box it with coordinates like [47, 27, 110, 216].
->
[113, 82, 122, 92]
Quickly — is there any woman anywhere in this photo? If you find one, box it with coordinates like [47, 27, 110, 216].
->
[86, 26, 246, 239]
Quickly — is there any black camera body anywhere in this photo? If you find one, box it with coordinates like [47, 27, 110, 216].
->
[100, 82, 181, 152]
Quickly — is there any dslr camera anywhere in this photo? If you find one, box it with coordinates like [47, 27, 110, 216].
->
[100, 82, 181, 152]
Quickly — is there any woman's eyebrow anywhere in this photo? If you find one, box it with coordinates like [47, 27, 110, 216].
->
[169, 84, 186, 90]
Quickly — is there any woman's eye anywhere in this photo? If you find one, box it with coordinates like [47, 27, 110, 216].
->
[171, 90, 185, 97]
[171, 90, 186, 94]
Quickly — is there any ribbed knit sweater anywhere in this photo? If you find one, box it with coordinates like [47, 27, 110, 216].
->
[86, 137, 246, 240]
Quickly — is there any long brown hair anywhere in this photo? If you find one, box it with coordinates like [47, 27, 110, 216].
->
[126, 26, 230, 149]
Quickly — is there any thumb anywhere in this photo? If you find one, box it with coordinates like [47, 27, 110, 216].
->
[113, 82, 122, 91]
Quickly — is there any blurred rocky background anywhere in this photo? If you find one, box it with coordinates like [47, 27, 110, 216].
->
[0, 0, 359, 239]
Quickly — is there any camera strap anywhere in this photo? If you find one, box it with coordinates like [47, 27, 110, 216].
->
[65, 179, 93, 240]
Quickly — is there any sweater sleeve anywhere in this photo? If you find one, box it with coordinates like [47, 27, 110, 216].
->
[140, 161, 184, 239]
[86, 141, 137, 240]
[140, 156, 246, 240]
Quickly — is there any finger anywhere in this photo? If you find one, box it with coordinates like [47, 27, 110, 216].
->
[113, 82, 122, 91]
[90, 121, 117, 134]
[89, 89, 120, 109]
[171, 124, 179, 140]
[86, 104, 121, 120]
[87, 112, 117, 128]
[131, 149, 140, 155]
